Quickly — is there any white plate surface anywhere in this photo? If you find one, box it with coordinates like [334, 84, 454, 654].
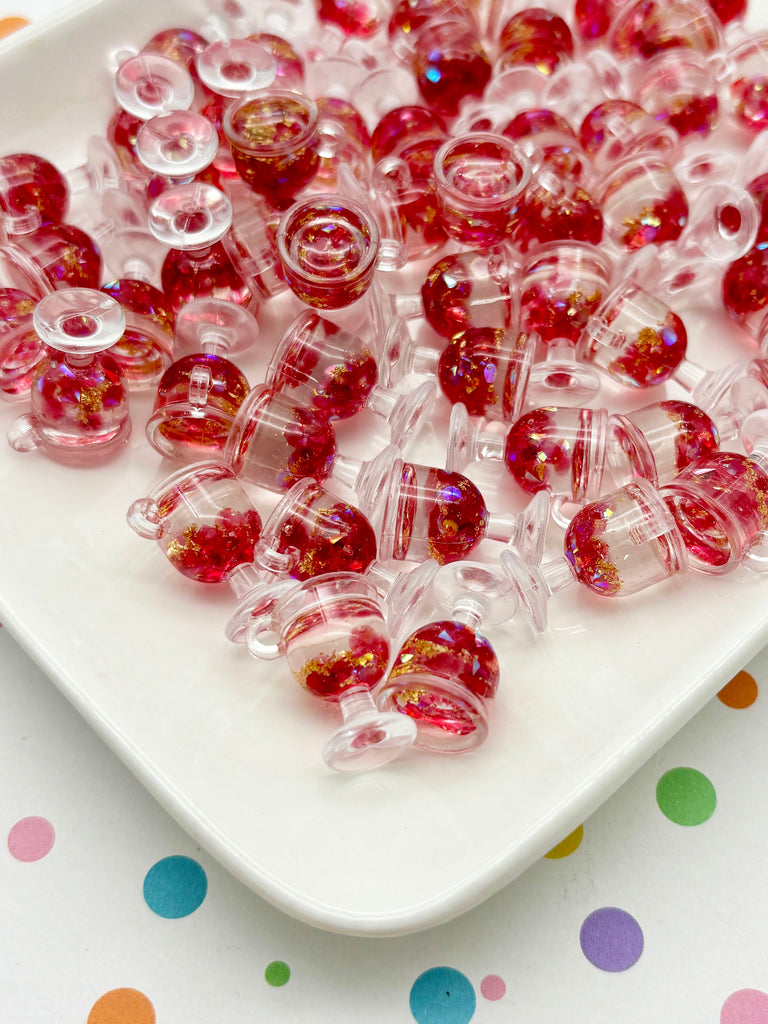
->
[1, 0, 768, 936]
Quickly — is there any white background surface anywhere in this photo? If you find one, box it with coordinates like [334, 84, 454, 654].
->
[3, 1, 768, 1021]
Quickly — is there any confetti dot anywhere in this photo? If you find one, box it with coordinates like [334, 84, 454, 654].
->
[87, 987, 155, 1024]
[545, 824, 584, 859]
[480, 975, 506, 1001]
[718, 670, 758, 709]
[7, 816, 55, 862]
[0, 16, 29, 38]
[265, 960, 291, 986]
[579, 907, 644, 972]
[410, 967, 476, 1024]
[721, 988, 768, 1023]
[143, 855, 207, 918]
[656, 766, 717, 826]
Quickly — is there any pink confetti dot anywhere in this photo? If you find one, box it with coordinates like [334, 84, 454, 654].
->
[480, 975, 506, 1001]
[7, 816, 55, 861]
[721, 988, 768, 1023]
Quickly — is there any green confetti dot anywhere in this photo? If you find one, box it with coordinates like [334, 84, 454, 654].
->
[265, 960, 291, 987]
[656, 767, 716, 826]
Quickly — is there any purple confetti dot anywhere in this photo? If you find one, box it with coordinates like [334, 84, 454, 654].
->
[579, 907, 644, 972]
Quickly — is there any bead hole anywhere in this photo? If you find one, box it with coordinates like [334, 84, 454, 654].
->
[61, 314, 98, 337]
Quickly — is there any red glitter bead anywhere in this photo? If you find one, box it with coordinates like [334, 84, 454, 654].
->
[276, 500, 378, 579]
[722, 247, 768, 323]
[153, 353, 250, 451]
[17, 223, 102, 290]
[505, 406, 569, 493]
[573, 0, 616, 41]
[424, 466, 490, 563]
[499, 8, 575, 56]
[390, 619, 500, 705]
[317, 0, 386, 35]
[35, 351, 127, 433]
[0, 152, 68, 229]
[164, 506, 263, 583]
[299, 623, 390, 699]
[410, 23, 491, 117]
[437, 326, 509, 415]
[141, 26, 209, 74]
[563, 499, 620, 594]
[660, 399, 720, 472]
[608, 309, 688, 386]
[160, 241, 251, 313]
[420, 249, 513, 339]
[514, 178, 603, 250]
[282, 405, 337, 487]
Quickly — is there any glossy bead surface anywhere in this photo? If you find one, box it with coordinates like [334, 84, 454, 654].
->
[224, 385, 337, 492]
[564, 477, 687, 595]
[224, 89, 321, 207]
[580, 281, 688, 387]
[420, 248, 515, 339]
[127, 462, 263, 583]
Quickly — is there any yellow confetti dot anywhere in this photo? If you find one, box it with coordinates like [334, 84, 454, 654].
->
[545, 824, 584, 859]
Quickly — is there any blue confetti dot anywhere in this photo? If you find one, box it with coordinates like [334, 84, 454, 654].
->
[143, 855, 207, 918]
[410, 967, 476, 1024]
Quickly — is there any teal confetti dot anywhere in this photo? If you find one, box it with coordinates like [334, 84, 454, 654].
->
[656, 766, 717, 826]
[410, 967, 476, 1024]
[143, 855, 207, 918]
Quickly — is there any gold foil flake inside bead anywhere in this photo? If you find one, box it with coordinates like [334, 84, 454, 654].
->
[165, 532, 201, 563]
[299, 647, 375, 690]
[241, 115, 279, 147]
[394, 686, 430, 709]
[744, 462, 768, 528]
[634, 325, 662, 354]
[75, 380, 112, 424]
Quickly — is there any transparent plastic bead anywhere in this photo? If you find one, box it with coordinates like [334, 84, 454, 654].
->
[501, 477, 688, 631]
[433, 133, 532, 249]
[661, 447, 768, 573]
[224, 384, 338, 492]
[0, 287, 45, 400]
[114, 52, 196, 121]
[223, 88, 322, 208]
[7, 288, 130, 463]
[144, 297, 257, 462]
[519, 240, 613, 404]
[244, 572, 417, 772]
[373, 559, 517, 753]
[276, 194, 380, 309]
[578, 279, 688, 388]
[265, 308, 434, 447]
[126, 461, 264, 583]
[346, 442, 551, 565]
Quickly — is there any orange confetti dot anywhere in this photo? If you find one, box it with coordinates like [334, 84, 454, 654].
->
[545, 824, 584, 859]
[87, 988, 155, 1024]
[0, 16, 29, 38]
[717, 670, 758, 709]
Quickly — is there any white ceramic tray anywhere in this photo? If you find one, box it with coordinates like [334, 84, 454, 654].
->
[2, 0, 768, 937]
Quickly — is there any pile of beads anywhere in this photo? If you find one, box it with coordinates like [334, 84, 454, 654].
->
[4, 0, 768, 772]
